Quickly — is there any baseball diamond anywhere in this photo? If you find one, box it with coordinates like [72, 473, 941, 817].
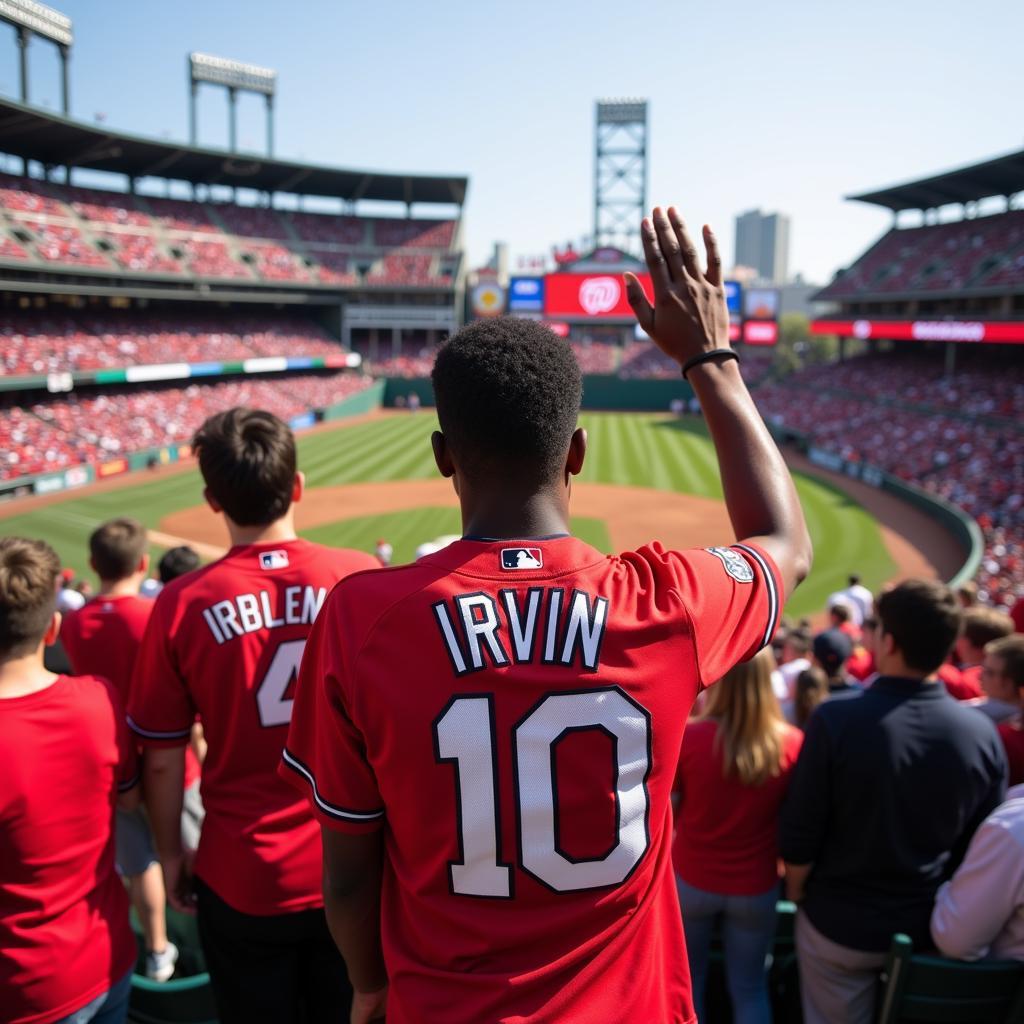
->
[0, 408, 965, 621]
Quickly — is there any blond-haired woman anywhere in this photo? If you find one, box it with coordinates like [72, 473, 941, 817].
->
[673, 649, 803, 1024]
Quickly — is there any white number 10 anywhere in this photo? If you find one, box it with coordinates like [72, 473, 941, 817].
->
[433, 688, 651, 898]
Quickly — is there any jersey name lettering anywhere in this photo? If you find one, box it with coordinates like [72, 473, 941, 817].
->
[201, 586, 327, 644]
[432, 588, 609, 675]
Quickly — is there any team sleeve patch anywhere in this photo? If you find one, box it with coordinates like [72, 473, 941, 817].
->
[705, 546, 755, 583]
[732, 543, 781, 651]
[280, 747, 385, 824]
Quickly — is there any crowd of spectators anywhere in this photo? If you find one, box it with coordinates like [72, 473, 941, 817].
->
[782, 351, 1023, 424]
[354, 337, 436, 377]
[0, 175, 459, 286]
[97, 231, 181, 275]
[754, 355, 1024, 611]
[0, 313, 345, 376]
[240, 242, 310, 282]
[21, 218, 110, 268]
[0, 372, 374, 480]
[569, 340, 618, 374]
[821, 209, 1024, 297]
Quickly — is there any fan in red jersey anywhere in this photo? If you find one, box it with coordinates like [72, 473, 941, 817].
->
[128, 408, 378, 1024]
[282, 207, 813, 1024]
[0, 537, 140, 1024]
[61, 516, 178, 983]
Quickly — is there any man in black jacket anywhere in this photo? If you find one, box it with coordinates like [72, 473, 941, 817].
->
[780, 579, 1007, 1024]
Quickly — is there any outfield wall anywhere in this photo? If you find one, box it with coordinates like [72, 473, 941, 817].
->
[382, 375, 694, 410]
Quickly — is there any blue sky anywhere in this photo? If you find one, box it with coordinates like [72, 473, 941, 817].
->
[1, 0, 1020, 281]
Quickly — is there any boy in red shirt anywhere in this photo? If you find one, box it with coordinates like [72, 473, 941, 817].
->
[950, 607, 1014, 699]
[129, 408, 378, 1024]
[61, 517, 177, 982]
[282, 207, 813, 1023]
[0, 536, 139, 1024]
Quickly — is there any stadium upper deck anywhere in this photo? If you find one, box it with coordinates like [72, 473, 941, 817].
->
[816, 147, 1024, 328]
[0, 98, 466, 307]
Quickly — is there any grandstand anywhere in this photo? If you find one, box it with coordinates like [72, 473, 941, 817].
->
[0, 95, 466, 498]
[815, 147, 1024, 330]
[798, 150, 1024, 612]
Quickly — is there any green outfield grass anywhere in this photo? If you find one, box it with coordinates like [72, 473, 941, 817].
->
[0, 412, 895, 618]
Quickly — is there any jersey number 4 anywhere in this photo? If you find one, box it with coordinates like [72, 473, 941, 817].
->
[433, 687, 651, 897]
[256, 639, 306, 728]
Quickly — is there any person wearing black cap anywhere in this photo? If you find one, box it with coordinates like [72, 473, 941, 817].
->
[811, 628, 858, 697]
[779, 579, 1006, 1024]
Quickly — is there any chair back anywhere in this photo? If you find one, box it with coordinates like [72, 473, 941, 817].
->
[877, 933, 1024, 1024]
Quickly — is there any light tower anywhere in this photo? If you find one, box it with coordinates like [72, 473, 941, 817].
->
[188, 52, 277, 155]
[0, 0, 73, 113]
[593, 98, 648, 253]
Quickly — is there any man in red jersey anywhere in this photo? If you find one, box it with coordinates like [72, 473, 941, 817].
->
[61, 517, 177, 982]
[128, 408, 378, 1024]
[0, 536, 139, 1024]
[282, 207, 812, 1024]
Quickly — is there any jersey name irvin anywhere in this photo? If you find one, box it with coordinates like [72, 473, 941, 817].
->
[433, 588, 609, 675]
[201, 585, 328, 645]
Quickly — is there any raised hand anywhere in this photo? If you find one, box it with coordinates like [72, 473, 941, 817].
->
[624, 206, 730, 367]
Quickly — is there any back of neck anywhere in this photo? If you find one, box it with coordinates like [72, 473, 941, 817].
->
[227, 519, 298, 548]
[0, 651, 57, 699]
[99, 577, 141, 598]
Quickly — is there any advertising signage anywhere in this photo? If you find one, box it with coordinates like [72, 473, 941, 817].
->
[743, 321, 778, 345]
[508, 277, 545, 312]
[545, 273, 746, 324]
[724, 280, 742, 318]
[544, 272, 653, 318]
[810, 319, 1024, 345]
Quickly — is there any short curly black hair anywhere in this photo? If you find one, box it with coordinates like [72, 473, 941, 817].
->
[432, 317, 582, 485]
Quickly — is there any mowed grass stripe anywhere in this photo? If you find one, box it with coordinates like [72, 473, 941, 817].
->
[300, 417, 419, 484]
[618, 414, 652, 488]
[303, 416, 430, 485]
[299, 417, 413, 481]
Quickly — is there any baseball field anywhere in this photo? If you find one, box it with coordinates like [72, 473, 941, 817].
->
[0, 410, 922, 620]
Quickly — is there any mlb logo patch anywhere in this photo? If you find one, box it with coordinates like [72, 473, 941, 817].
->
[500, 547, 543, 570]
[259, 550, 289, 570]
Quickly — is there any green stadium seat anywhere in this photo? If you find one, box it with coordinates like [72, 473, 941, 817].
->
[128, 906, 218, 1024]
[876, 933, 1024, 1024]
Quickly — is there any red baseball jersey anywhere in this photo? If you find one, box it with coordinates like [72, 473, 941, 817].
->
[282, 536, 783, 1024]
[939, 662, 982, 701]
[128, 538, 378, 916]
[0, 675, 138, 1024]
[61, 593, 153, 706]
[673, 719, 803, 895]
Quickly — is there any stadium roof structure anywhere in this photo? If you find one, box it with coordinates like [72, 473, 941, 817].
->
[848, 148, 1024, 212]
[0, 97, 467, 206]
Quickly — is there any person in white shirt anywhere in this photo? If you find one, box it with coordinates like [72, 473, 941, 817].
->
[55, 572, 86, 613]
[843, 575, 874, 624]
[931, 785, 1024, 962]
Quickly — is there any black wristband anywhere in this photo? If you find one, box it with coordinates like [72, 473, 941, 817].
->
[681, 348, 740, 380]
